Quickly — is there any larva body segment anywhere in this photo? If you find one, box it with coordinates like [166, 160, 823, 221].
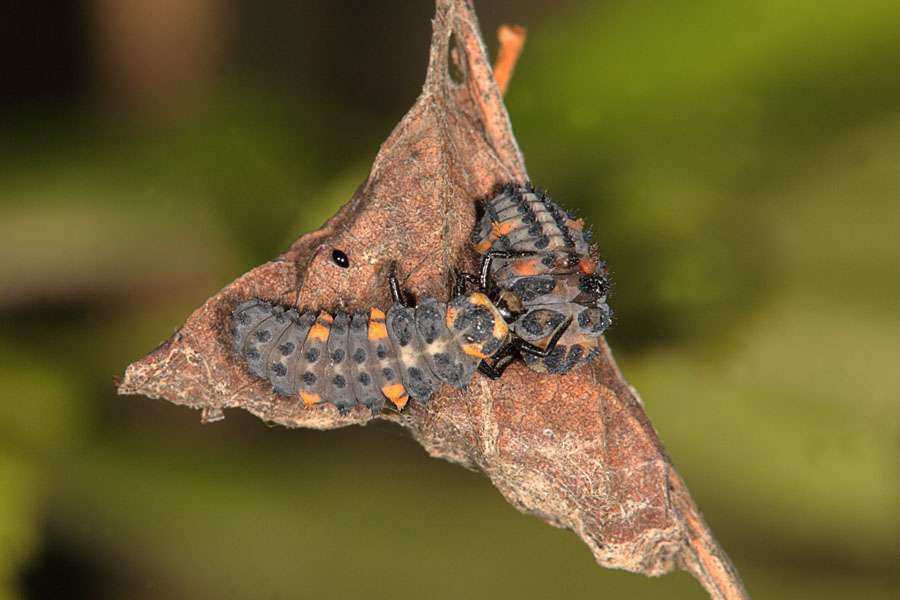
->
[386, 304, 439, 403]
[349, 311, 384, 414]
[297, 312, 332, 407]
[414, 296, 479, 389]
[233, 300, 288, 379]
[267, 310, 313, 396]
[446, 293, 509, 360]
[230, 290, 510, 414]
[324, 312, 356, 414]
[366, 307, 409, 410]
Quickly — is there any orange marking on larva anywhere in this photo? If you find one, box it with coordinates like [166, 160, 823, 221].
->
[580, 257, 597, 274]
[512, 258, 540, 276]
[468, 293, 491, 307]
[496, 221, 515, 235]
[382, 384, 409, 409]
[490, 221, 514, 239]
[309, 322, 331, 342]
[300, 392, 321, 407]
[462, 343, 490, 359]
[368, 307, 388, 339]
[568, 217, 585, 231]
[445, 306, 459, 328]
[474, 240, 492, 254]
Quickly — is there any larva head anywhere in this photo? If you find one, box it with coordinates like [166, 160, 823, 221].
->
[445, 293, 509, 359]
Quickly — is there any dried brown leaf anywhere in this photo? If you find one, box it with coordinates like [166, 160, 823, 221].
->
[118, 1, 748, 598]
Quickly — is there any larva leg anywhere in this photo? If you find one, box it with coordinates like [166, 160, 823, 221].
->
[477, 344, 518, 379]
[388, 261, 411, 307]
[479, 249, 538, 291]
[477, 314, 572, 380]
[453, 270, 480, 297]
[513, 316, 573, 358]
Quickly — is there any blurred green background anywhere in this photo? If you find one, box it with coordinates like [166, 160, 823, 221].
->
[1, 1, 898, 598]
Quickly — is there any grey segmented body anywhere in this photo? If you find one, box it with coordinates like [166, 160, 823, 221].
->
[473, 184, 612, 374]
[231, 292, 508, 414]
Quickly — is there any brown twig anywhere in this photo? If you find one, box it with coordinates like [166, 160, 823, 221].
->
[118, 1, 748, 598]
[492, 24, 527, 96]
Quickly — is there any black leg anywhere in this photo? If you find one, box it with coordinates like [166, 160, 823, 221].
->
[453, 271, 481, 298]
[477, 316, 573, 379]
[478, 361, 501, 379]
[477, 343, 519, 379]
[454, 250, 538, 299]
[388, 261, 410, 307]
[479, 250, 539, 291]
[513, 316, 573, 358]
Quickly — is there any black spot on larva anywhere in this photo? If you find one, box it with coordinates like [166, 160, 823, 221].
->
[543, 346, 583, 375]
[521, 210, 536, 224]
[303, 372, 316, 385]
[333, 375, 347, 388]
[434, 352, 450, 366]
[518, 309, 567, 338]
[578, 308, 593, 329]
[417, 306, 441, 343]
[382, 367, 395, 380]
[443, 365, 466, 388]
[519, 312, 545, 336]
[255, 329, 272, 342]
[455, 305, 494, 343]
[353, 348, 366, 363]
[534, 235, 550, 249]
[600, 308, 612, 330]
[541, 346, 567, 374]
[479, 336, 502, 357]
[579, 307, 611, 333]
[305, 347, 321, 362]
[542, 255, 554, 266]
[408, 367, 424, 383]
[350, 312, 366, 330]
[527, 222, 542, 236]
[332, 249, 349, 268]
[358, 372, 371, 386]
[391, 313, 414, 346]
[567, 345, 584, 364]
[279, 342, 295, 356]
[376, 344, 388, 359]
[272, 363, 287, 377]
[508, 276, 555, 301]
[236, 312, 252, 325]
[246, 349, 260, 360]
[331, 348, 345, 363]
[579, 274, 611, 297]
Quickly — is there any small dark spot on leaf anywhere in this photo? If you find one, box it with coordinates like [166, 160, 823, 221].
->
[332, 249, 349, 268]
